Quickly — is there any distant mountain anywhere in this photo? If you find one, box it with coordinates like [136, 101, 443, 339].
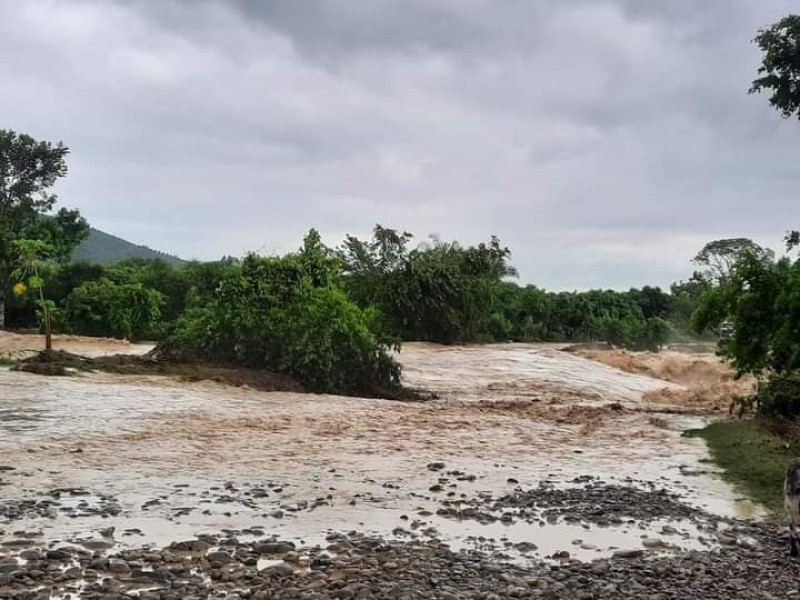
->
[71, 228, 186, 266]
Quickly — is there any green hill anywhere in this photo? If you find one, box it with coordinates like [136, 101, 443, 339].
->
[71, 228, 186, 266]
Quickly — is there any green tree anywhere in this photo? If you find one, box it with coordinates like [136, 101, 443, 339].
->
[339, 226, 517, 344]
[669, 275, 711, 334]
[160, 230, 401, 397]
[692, 238, 774, 284]
[0, 130, 87, 328]
[63, 278, 163, 340]
[106, 258, 190, 323]
[750, 15, 800, 119]
[12, 239, 57, 350]
[691, 250, 800, 415]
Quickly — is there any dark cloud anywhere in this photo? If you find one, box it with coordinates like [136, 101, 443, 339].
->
[0, 0, 798, 290]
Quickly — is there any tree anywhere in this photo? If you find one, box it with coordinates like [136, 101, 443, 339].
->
[63, 278, 163, 340]
[749, 16, 800, 272]
[750, 15, 800, 119]
[692, 238, 774, 284]
[0, 130, 87, 329]
[160, 230, 402, 397]
[12, 239, 56, 350]
[690, 251, 800, 417]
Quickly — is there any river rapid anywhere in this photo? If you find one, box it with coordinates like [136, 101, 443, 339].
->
[0, 341, 759, 565]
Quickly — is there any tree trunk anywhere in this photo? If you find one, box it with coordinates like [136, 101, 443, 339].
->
[0, 262, 6, 330]
[44, 307, 52, 351]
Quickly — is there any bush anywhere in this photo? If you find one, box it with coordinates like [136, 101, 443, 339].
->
[62, 278, 163, 340]
[597, 315, 672, 351]
[159, 234, 402, 397]
[752, 371, 800, 419]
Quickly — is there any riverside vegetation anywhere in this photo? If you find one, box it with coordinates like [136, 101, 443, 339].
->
[0, 124, 715, 397]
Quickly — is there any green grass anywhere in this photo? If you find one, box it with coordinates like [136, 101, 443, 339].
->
[685, 419, 800, 517]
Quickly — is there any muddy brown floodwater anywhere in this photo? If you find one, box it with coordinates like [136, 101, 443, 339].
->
[0, 339, 760, 565]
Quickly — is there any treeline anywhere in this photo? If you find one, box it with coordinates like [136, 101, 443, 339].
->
[6, 225, 709, 352]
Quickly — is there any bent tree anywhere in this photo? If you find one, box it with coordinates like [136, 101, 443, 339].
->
[0, 129, 87, 329]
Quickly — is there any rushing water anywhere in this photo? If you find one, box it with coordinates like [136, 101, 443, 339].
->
[0, 343, 761, 562]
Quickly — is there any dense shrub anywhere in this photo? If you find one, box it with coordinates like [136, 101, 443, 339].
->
[752, 372, 800, 419]
[597, 316, 672, 351]
[159, 233, 401, 397]
[62, 278, 163, 340]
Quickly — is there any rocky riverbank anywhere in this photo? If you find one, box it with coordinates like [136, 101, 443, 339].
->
[0, 477, 794, 599]
[0, 519, 797, 599]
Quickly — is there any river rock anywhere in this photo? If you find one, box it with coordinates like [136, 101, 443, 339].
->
[255, 541, 295, 555]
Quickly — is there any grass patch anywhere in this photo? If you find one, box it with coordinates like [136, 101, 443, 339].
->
[685, 419, 800, 517]
[0, 355, 18, 367]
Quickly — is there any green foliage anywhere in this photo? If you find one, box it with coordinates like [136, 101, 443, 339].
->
[24, 209, 89, 262]
[2, 222, 712, 359]
[0, 129, 86, 329]
[597, 315, 672, 352]
[693, 252, 791, 376]
[63, 278, 163, 340]
[339, 225, 518, 344]
[692, 238, 774, 284]
[693, 245, 800, 419]
[750, 14, 800, 120]
[751, 372, 800, 419]
[106, 258, 191, 322]
[669, 275, 712, 336]
[338, 225, 701, 349]
[160, 231, 401, 397]
[12, 239, 58, 348]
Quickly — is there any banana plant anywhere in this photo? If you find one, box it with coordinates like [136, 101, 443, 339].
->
[12, 239, 56, 351]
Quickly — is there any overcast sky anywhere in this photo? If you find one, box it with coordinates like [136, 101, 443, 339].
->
[1, 0, 798, 290]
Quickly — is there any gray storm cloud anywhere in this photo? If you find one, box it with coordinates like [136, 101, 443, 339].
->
[0, 0, 797, 290]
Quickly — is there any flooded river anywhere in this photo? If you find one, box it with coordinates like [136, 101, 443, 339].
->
[0, 341, 759, 564]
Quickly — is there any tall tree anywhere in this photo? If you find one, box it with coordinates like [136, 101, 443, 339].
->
[749, 16, 800, 251]
[0, 129, 87, 329]
[692, 238, 774, 284]
[750, 15, 800, 119]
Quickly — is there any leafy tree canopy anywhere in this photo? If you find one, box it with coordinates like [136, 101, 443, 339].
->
[750, 14, 800, 119]
[692, 238, 774, 284]
[0, 129, 87, 328]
